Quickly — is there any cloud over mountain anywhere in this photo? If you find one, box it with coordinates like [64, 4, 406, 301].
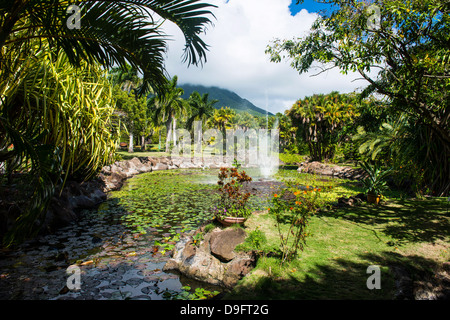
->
[161, 0, 366, 114]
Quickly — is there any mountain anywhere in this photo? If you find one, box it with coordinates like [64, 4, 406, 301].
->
[179, 84, 274, 117]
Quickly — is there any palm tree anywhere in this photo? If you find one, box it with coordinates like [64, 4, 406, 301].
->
[207, 107, 236, 153]
[234, 112, 258, 131]
[148, 76, 187, 153]
[0, 1, 216, 95]
[0, 1, 214, 245]
[186, 91, 218, 130]
[208, 107, 236, 132]
[186, 91, 217, 153]
[108, 65, 143, 94]
[0, 44, 118, 245]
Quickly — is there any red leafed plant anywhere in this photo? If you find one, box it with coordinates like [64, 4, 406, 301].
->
[213, 167, 253, 219]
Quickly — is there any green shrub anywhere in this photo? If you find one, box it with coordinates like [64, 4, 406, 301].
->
[236, 228, 267, 253]
[279, 153, 304, 165]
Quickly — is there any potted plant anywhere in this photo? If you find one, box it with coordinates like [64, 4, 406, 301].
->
[360, 161, 392, 204]
[213, 166, 253, 226]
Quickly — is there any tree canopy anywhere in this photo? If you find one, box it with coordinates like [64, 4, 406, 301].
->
[267, 0, 449, 195]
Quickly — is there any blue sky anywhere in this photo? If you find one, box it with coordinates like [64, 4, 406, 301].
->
[289, 0, 334, 15]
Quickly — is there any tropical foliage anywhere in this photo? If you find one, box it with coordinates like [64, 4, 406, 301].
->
[267, 0, 449, 195]
[213, 167, 253, 219]
[269, 180, 324, 264]
[0, 0, 215, 245]
[0, 0, 216, 95]
[186, 91, 218, 131]
[287, 92, 359, 162]
[0, 44, 117, 245]
[359, 161, 392, 196]
[112, 85, 149, 153]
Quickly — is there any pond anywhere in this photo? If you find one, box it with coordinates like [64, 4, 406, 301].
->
[0, 168, 280, 300]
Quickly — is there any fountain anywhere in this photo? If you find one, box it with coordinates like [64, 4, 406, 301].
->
[257, 94, 279, 180]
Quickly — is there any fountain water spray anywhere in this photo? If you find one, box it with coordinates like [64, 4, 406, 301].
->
[258, 119, 279, 179]
[170, 119, 279, 179]
[257, 90, 279, 179]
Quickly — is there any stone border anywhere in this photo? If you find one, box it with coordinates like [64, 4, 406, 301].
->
[297, 161, 366, 180]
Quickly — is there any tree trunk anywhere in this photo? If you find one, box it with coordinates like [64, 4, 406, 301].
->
[172, 117, 177, 149]
[128, 132, 134, 153]
[141, 135, 145, 151]
[159, 130, 162, 151]
[165, 118, 173, 153]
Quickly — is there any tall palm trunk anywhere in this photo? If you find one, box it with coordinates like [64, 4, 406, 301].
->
[141, 135, 146, 151]
[128, 131, 134, 153]
[159, 130, 162, 151]
[165, 118, 173, 153]
[172, 117, 177, 149]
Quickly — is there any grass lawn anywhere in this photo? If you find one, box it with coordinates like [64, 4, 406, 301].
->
[116, 144, 169, 160]
[225, 177, 450, 299]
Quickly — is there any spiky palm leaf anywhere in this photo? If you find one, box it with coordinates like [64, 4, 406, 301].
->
[0, 0, 214, 245]
[359, 161, 392, 196]
[0, 0, 216, 95]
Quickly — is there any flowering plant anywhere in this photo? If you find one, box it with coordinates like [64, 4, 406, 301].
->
[213, 167, 253, 219]
[269, 182, 323, 263]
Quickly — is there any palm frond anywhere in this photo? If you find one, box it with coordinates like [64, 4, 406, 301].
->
[0, 0, 216, 95]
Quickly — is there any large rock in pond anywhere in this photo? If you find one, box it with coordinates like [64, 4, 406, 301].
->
[163, 228, 256, 288]
[210, 228, 246, 262]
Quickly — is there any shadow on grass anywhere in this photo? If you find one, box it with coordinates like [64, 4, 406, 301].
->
[227, 251, 445, 300]
[317, 198, 450, 245]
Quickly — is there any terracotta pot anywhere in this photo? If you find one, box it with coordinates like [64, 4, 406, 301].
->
[367, 193, 381, 204]
[217, 216, 247, 227]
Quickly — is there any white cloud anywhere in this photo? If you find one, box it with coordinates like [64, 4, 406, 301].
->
[160, 0, 367, 114]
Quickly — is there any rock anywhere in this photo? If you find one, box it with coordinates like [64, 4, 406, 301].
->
[89, 189, 107, 203]
[100, 171, 127, 192]
[297, 161, 365, 180]
[222, 253, 257, 288]
[128, 157, 143, 168]
[170, 158, 184, 167]
[210, 228, 247, 262]
[443, 262, 450, 273]
[70, 195, 96, 210]
[163, 259, 179, 271]
[181, 240, 197, 260]
[44, 197, 77, 231]
[178, 162, 195, 169]
[337, 196, 362, 207]
[157, 157, 172, 166]
[152, 162, 168, 171]
[163, 228, 255, 288]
